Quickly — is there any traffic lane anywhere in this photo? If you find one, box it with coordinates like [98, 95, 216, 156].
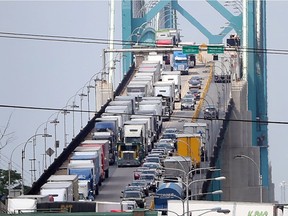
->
[163, 64, 212, 132]
[97, 166, 135, 202]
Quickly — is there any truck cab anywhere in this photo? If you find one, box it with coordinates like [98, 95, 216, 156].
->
[117, 124, 145, 167]
[173, 51, 189, 75]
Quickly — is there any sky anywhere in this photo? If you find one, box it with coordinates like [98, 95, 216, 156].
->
[0, 0, 287, 202]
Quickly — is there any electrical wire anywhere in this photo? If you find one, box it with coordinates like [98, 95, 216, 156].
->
[0, 103, 286, 125]
[0, 31, 287, 55]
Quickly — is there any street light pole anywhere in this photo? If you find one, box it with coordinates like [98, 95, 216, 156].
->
[61, 108, 70, 147]
[71, 100, 79, 138]
[21, 133, 51, 194]
[8, 141, 29, 195]
[79, 93, 87, 129]
[50, 118, 59, 158]
[234, 154, 262, 203]
[164, 166, 224, 216]
[87, 85, 95, 121]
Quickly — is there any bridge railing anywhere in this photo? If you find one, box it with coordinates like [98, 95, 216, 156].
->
[28, 63, 136, 195]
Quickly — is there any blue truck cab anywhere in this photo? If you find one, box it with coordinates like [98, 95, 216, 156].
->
[173, 51, 189, 75]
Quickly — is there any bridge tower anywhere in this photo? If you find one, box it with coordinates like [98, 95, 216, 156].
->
[122, 0, 269, 201]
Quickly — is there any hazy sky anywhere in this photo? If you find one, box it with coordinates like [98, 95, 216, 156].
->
[0, 0, 287, 202]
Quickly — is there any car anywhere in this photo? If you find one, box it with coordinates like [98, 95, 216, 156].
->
[182, 94, 197, 104]
[139, 173, 158, 192]
[163, 127, 179, 134]
[181, 97, 195, 110]
[142, 162, 163, 170]
[129, 180, 149, 196]
[154, 142, 175, 154]
[204, 105, 219, 119]
[144, 156, 161, 164]
[158, 138, 176, 149]
[189, 79, 201, 89]
[187, 89, 201, 100]
[147, 151, 167, 164]
[120, 190, 146, 208]
[161, 133, 177, 145]
[151, 148, 168, 156]
[190, 76, 202, 84]
[134, 167, 149, 180]
[147, 152, 163, 158]
[122, 185, 147, 197]
[141, 169, 162, 179]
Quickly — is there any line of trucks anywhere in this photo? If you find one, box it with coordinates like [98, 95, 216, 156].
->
[7, 52, 202, 212]
[112, 57, 182, 167]
[23, 56, 182, 204]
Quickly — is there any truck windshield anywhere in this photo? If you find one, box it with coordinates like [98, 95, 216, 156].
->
[125, 137, 142, 143]
[175, 60, 187, 63]
[119, 145, 138, 151]
[127, 86, 145, 92]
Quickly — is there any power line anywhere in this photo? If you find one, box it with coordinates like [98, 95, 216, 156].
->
[0, 103, 287, 125]
[0, 31, 287, 55]
[0, 31, 137, 46]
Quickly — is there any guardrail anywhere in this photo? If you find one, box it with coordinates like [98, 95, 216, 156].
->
[192, 64, 213, 122]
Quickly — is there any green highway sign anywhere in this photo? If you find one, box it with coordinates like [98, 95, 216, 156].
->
[182, 45, 199, 54]
[207, 45, 224, 54]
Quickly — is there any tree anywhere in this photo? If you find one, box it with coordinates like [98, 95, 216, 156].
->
[0, 113, 15, 151]
[0, 169, 21, 196]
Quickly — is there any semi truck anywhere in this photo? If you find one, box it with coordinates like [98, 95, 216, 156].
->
[117, 124, 145, 167]
[81, 140, 110, 178]
[173, 51, 189, 75]
[95, 117, 119, 137]
[47, 175, 79, 201]
[131, 114, 156, 148]
[109, 100, 135, 115]
[68, 153, 101, 198]
[137, 101, 163, 131]
[138, 61, 161, 82]
[128, 80, 153, 97]
[147, 52, 164, 66]
[183, 122, 208, 145]
[126, 82, 149, 98]
[8, 195, 49, 213]
[132, 77, 154, 97]
[154, 81, 176, 118]
[101, 104, 130, 132]
[92, 131, 115, 165]
[40, 181, 74, 202]
[161, 71, 181, 102]
[73, 146, 104, 182]
[163, 156, 192, 180]
[155, 29, 180, 47]
[126, 119, 151, 152]
[105, 105, 132, 116]
[176, 133, 202, 168]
